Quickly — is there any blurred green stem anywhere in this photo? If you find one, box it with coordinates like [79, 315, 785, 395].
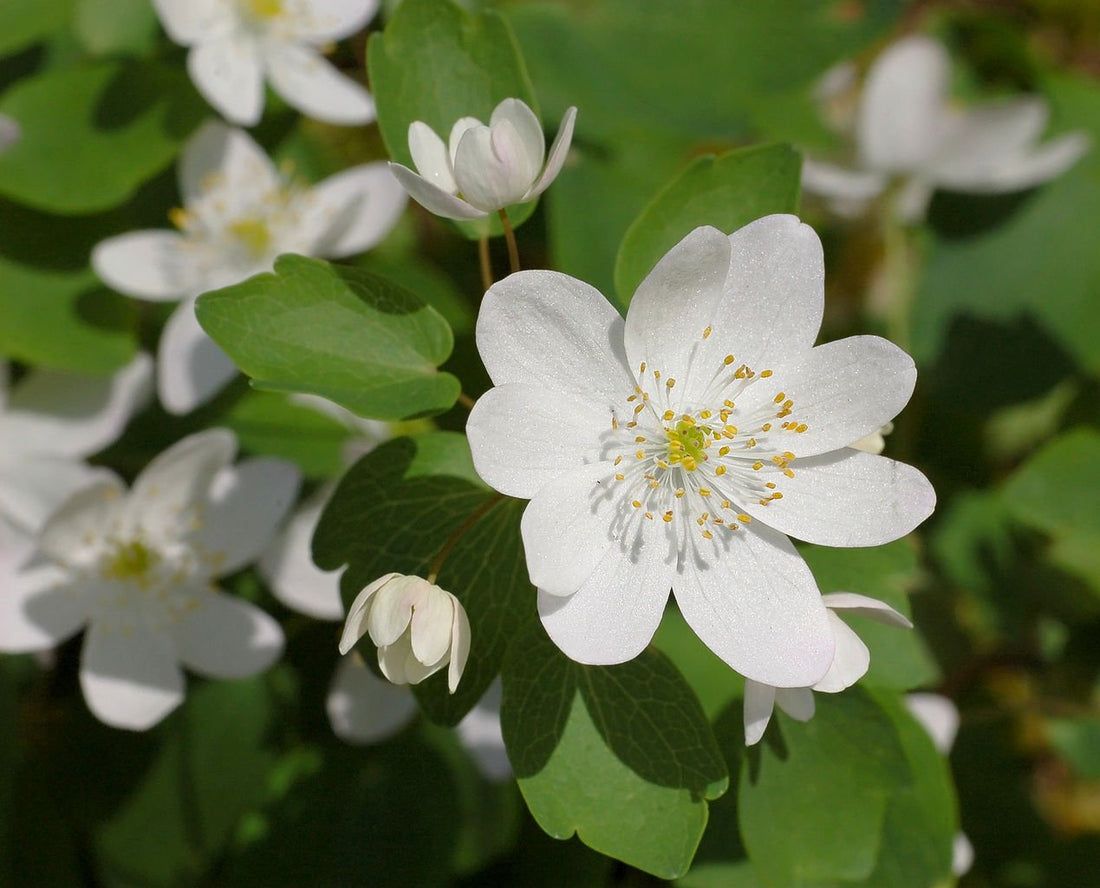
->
[478, 235, 492, 292]
[498, 208, 520, 274]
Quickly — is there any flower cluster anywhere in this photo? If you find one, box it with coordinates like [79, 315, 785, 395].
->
[467, 215, 935, 692]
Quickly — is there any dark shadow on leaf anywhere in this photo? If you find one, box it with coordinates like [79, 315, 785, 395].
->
[928, 188, 1037, 241]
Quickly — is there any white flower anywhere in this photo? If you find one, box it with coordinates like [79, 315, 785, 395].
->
[850, 421, 894, 455]
[92, 121, 406, 414]
[152, 0, 378, 126]
[0, 429, 299, 730]
[0, 354, 152, 535]
[742, 592, 913, 745]
[0, 114, 20, 153]
[802, 35, 1091, 221]
[339, 573, 471, 693]
[906, 693, 974, 877]
[466, 216, 936, 687]
[389, 98, 577, 220]
[260, 501, 508, 778]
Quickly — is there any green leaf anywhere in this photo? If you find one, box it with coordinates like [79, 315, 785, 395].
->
[94, 676, 279, 887]
[653, 605, 744, 720]
[1002, 427, 1100, 591]
[74, 0, 159, 56]
[614, 144, 802, 305]
[502, 623, 728, 879]
[739, 688, 910, 885]
[677, 861, 766, 888]
[0, 62, 206, 212]
[0, 0, 75, 57]
[1045, 715, 1100, 779]
[313, 433, 528, 723]
[0, 257, 137, 372]
[195, 255, 461, 421]
[367, 0, 539, 238]
[860, 690, 956, 888]
[800, 541, 940, 690]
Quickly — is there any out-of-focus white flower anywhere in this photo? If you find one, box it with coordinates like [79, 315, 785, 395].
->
[92, 122, 405, 414]
[803, 35, 1090, 221]
[260, 495, 508, 779]
[906, 692, 974, 876]
[0, 429, 298, 730]
[466, 216, 935, 686]
[339, 573, 471, 693]
[0, 114, 20, 153]
[0, 354, 152, 535]
[389, 98, 577, 220]
[743, 592, 912, 745]
[152, 0, 378, 126]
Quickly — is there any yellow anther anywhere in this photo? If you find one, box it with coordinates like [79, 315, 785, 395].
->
[633, 404, 645, 415]
[783, 469, 794, 478]
[702, 530, 714, 539]
[680, 414, 695, 426]
[774, 392, 786, 404]
[752, 461, 763, 471]
[762, 423, 772, 431]
[702, 326, 713, 339]
[723, 399, 735, 409]
[632, 500, 642, 509]
[657, 459, 670, 469]
[682, 456, 697, 471]
[645, 512, 654, 520]
[635, 450, 645, 459]
[639, 362, 646, 373]
[635, 436, 647, 443]
[627, 394, 637, 402]
[723, 354, 735, 365]
[738, 513, 752, 523]
[614, 455, 623, 465]
[675, 488, 686, 498]
[662, 410, 675, 421]
[796, 423, 808, 433]
[783, 451, 795, 460]
[772, 491, 783, 499]
[700, 409, 712, 420]
[649, 480, 659, 489]
[724, 424, 738, 436]
[168, 207, 192, 229]
[666, 378, 676, 388]
[760, 369, 773, 378]
[615, 473, 625, 481]
[612, 417, 619, 429]
[721, 499, 731, 509]
[715, 466, 726, 476]
[718, 446, 730, 456]
[765, 482, 776, 489]
[663, 511, 674, 523]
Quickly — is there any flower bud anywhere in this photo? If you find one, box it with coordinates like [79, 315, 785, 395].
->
[338, 573, 471, 693]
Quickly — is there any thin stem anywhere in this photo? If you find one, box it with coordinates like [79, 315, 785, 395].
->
[457, 392, 476, 410]
[498, 208, 520, 274]
[426, 494, 504, 584]
[478, 235, 493, 292]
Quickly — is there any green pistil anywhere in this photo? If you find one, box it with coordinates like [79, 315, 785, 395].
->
[102, 540, 159, 586]
[666, 419, 709, 471]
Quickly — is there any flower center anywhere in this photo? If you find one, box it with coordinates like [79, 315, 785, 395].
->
[101, 539, 160, 587]
[604, 326, 810, 540]
[241, 0, 282, 19]
[227, 217, 273, 257]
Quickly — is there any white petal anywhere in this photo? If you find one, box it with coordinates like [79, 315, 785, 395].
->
[188, 37, 265, 127]
[0, 461, 117, 536]
[953, 833, 975, 876]
[537, 516, 675, 665]
[124, 429, 237, 544]
[622, 225, 732, 398]
[192, 458, 300, 576]
[326, 655, 416, 744]
[388, 162, 487, 220]
[157, 300, 239, 415]
[179, 121, 281, 208]
[526, 106, 577, 199]
[743, 679, 777, 746]
[456, 680, 511, 781]
[377, 633, 441, 685]
[774, 686, 816, 721]
[289, 0, 379, 43]
[259, 495, 344, 621]
[452, 123, 531, 211]
[934, 130, 1090, 193]
[80, 620, 185, 730]
[447, 597, 471, 693]
[1, 353, 152, 460]
[449, 116, 483, 164]
[673, 523, 833, 687]
[304, 163, 407, 258]
[92, 231, 195, 301]
[408, 588, 454, 666]
[800, 157, 887, 204]
[338, 572, 399, 654]
[467, 385, 610, 499]
[822, 591, 913, 628]
[476, 270, 633, 401]
[928, 98, 1049, 176]
[743, 449, 936, 547]
[812, 612, 871, 692]
[520, 462, 620, 597]
[491, 99, 545, 180]
[894, 176, 935, 224]
[152, 0, 232, 43]
[264, 43, 375, 125]
[905, 692, 960, 754]
[858, 36, 951, 173]
[172, 589, 284, 677]
[710, 215, 825, 382]
[743, 335, 916, 459]
[39, 477, 126, 568]
[408, 121, 458, 193]
[0, 521, 83, 652]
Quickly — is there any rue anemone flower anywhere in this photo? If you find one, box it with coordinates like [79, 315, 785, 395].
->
[92, 121, 406, 414]
[152, 0, 378, 126]
[743, 592, 913, 745]
[466, 215, 935, 688]
[802, 35, 1090, 221]
[339, 573, 471, 694]
[389, 98, 577, 220]
[0, 429, 299, 730]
